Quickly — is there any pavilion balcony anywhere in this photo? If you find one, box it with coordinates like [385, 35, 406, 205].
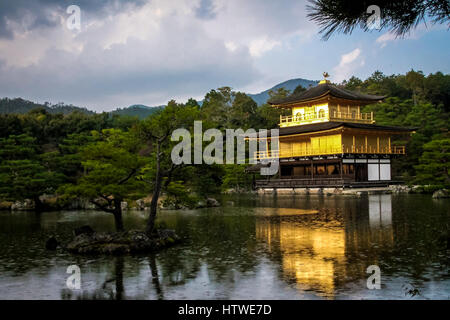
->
[279, 111, 374, 127]
[254, 145, 405, 160]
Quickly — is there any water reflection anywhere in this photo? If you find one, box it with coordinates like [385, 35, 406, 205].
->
[369, 194, 392, 228]
[255, 194, 396, 298]
[61, 256, 125, 300]
[149, 255, 164, 300]
[257, 219, 346, 297]
[0, 194, 448, 300]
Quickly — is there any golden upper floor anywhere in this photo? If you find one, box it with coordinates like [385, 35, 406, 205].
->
[279, 106, 374, 127]
[269, 80, 384, 128]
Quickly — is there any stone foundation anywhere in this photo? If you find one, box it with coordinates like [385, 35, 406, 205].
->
[256, 185, 415, 196]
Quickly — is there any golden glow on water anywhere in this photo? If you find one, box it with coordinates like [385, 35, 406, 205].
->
[257, 207, 319, 216]
[256, 195, 396, 298]
[256, 216, 346, 297]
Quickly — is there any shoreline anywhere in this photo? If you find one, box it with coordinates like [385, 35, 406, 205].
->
[1, 186, 449, 212]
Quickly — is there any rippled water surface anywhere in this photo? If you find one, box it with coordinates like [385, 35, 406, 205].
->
[0, 194, 448, 300]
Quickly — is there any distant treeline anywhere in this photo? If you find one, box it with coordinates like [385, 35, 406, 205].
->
[0, 98, 163, 119]
[0, 98, 94, 115]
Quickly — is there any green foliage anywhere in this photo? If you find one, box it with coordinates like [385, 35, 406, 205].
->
[164, 181, 200, 209]
[59, 129, 147, 205]
[0, 97, 94, 115]
[414, 138, 450, 187]
[0, 134, 64, 208]
[256, 88, 291, 129]
[267, 87, 291, 102]
[111, 105, 163, 119]
[229, 92, 260, 129]
[221, 165, 253, 191]
[307, 0, 450, 39]
[201, 87, 233, 126]
[293, 85, 307, 95]
[349, 70, 450, 181]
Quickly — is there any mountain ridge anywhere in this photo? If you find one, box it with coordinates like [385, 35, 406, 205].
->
[0, 77, 318, 118]
[248, 78, 319, 105]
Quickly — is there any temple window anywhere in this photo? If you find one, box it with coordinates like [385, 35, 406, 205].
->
[315, 165, 326, 175]
[318, 109, 325, 118]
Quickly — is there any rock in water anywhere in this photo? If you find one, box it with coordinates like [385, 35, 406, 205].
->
[11, 199, 35, 211]
[136, 199, 145, 210]
[206, 198, 220, 207]
[46, 237, 58, 250]
[66, 229, 181, 255]
[432, 189, 450, 199]
[73, 225, 95, 237]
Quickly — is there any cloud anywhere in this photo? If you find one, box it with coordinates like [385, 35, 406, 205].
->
[0, 0, 146, 39]
[248, 37, 281, 57]
[0, 0, 317, 110]
[225, 41, 238, 52]
[376, 32, 397, 48]
[332, 48, 365, 83]
[375, 23, 442, 48]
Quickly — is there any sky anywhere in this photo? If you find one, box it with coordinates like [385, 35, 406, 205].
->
[0, 0, 448, 112]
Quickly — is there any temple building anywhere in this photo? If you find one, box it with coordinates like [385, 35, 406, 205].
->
[249, 75, 414, 189]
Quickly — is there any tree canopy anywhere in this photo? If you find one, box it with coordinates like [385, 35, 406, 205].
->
[59, 129, 147, 231]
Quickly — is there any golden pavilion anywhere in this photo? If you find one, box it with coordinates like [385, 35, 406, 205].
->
[249, 74, 414, 188]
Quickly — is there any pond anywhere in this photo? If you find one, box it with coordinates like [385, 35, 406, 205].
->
[0, 194, 448, 300]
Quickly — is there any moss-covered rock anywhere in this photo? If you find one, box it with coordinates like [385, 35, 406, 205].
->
[0, 201, 13, 210]
[432, 189, 450, 199]
[65, 229, 180, 255]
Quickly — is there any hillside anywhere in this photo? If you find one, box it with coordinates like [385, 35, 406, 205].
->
[248, 78, 318, 105]
[111, 104, 164, 118]
[0, 98, 94, 115]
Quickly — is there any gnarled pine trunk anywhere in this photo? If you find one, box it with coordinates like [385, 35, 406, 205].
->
[146, 142, 162, 236]
[33, 195, 45, 213]
[113, 199, 124, 232]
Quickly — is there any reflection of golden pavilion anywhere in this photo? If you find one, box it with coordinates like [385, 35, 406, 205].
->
[256, 218, 346, 297]
[256, 196, 394, 297]
[281, 225, 346, 296]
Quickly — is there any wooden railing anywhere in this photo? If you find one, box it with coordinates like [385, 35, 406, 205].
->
[342, 145, 405, 154]
[254, 145, 405, 160]
[279, 111, 374, 127]
[330, 111, 374, 123]
[280, 111, 329, 126]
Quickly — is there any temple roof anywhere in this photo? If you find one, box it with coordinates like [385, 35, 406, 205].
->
[269, 82, 386, 106]
[249, 122, 416, 138]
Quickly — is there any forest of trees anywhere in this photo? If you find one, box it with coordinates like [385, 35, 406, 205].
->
[0, 70, 448, 231]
